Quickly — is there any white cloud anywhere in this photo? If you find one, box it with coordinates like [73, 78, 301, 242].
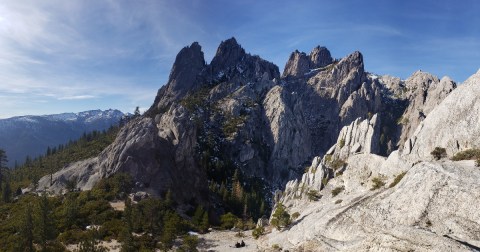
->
[57, 95, 96, 100]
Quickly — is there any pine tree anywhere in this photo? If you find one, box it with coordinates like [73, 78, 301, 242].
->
[3, 179, 11, 203]
[200, 211, 209, 233]
[20, 205, 34, 252]
[64, 194, 78, 229]
[134, 106, 141, 117]
[192, 206, 204, 227]
[164, 189, 173, 207]
[160, 212, 180, 251]
[36, 193, 56, 250]
[0, 148, 8, 189]
[270, 203, 291, 230]
[78, 230, 107, 252]
[121, 199, 136, 252]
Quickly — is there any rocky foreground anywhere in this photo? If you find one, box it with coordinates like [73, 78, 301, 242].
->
[252, 70, 480, 251]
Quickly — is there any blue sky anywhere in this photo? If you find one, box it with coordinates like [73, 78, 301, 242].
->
[0, 0, 478, 118]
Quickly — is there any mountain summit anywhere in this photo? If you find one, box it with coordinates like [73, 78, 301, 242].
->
[38, 38, 464, 232]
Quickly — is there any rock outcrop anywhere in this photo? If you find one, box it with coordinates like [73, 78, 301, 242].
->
[155, 42, 206, 108]
[330, 114, 382, 160]
[38, 117, 209, 204]
[397, 71, 456, 148]
[282, 46, 333, 78]
[404, 69, 480, 160]
[264, 158, 480, 251]
[263, 69, 480, 251]
[38, 38, 465, 228]
[281, 115, 383, 206]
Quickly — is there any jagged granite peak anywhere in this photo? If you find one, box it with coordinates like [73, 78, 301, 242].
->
[397, 71, 456, 148]
[267, 83, 480, 250]
[156, 41, 206, 107]
[282, 50, 311, 77]
[283, 46, 333, 78]
[309, 45, 333, 68]
[331, 114, 382, 160]
[281, 115, 383, 205]
[210, 37, 280, 82]
[36, 38, 470, 239]
[404, 69, 480, 160]
[210, 37, 245, 70]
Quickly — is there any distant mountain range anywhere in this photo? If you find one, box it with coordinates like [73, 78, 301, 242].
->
[0, 109, 126, 167]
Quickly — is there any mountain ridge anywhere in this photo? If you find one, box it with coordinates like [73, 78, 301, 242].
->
[0, 109, 126, 167]
[39, 37, 457, 217]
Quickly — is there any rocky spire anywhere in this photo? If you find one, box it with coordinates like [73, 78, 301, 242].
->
[282, 50, 311, 78]
[150, 42, 206, 109]
[282, 46, 333, 78]
[309, 46, 333, 68]
[210, 37, 246, 71]
[166, 42, 205, 94]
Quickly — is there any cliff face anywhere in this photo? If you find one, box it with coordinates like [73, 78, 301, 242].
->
[266, 70, 480, 251]
[39, 38, 456, 211]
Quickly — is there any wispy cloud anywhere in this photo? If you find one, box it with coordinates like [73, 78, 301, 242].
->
[57, 95, 96, 100]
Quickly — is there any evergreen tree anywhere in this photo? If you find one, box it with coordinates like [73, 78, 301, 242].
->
[121, 199, 136, 252]
[78, 230, 107, 252]
[134, 106, 141, 117]
[64, 194, 78, 229]
[3, 179, 11, 203]
[20, 205, 34, 252]
[270, 203, 291, 230]
[36, 193, 56, 250]
[164, 189, 173, 207]
[160, 211, 180, 251]
[0, 148, 7, 189]
[142, 199, 163, 248]
[192, 206, 204, 227]
[200, 211, 209, 233]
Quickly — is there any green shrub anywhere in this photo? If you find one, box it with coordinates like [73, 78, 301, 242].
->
[331, 186, 344, 197]
[322, 177, 329, 187]
[339, 138, 345, 148]
[291, 212, 300, 220]
[335, 199, 343, 204]
[220, 212, 238, 229]
[431, 147, 447, 160]
[270, 203, 291, 230]
[476, 158, 480, 167]
[252, 226, 265, 239]
[389, 172, 406, 188]
[451, 148, 480, 161]
[306, 190, 320, 201]
[178, 235, 199, 252]
[222, 115, 247, 138]
[371, 177, 385, 190]
[57, 229, 87, 245]
[330, 159, 347, 170]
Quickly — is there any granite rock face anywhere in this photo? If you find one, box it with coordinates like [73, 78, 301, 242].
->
[397, 71, 456, 148]
[38, 38, 462, 218]
[266, 70, 480, 251]
[404, 69, 480, 160]
[265, 158, 480, 251]
[38, 117, 209, 204]
[282, 46, 333, 78]
[281, 116, 383, 206]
